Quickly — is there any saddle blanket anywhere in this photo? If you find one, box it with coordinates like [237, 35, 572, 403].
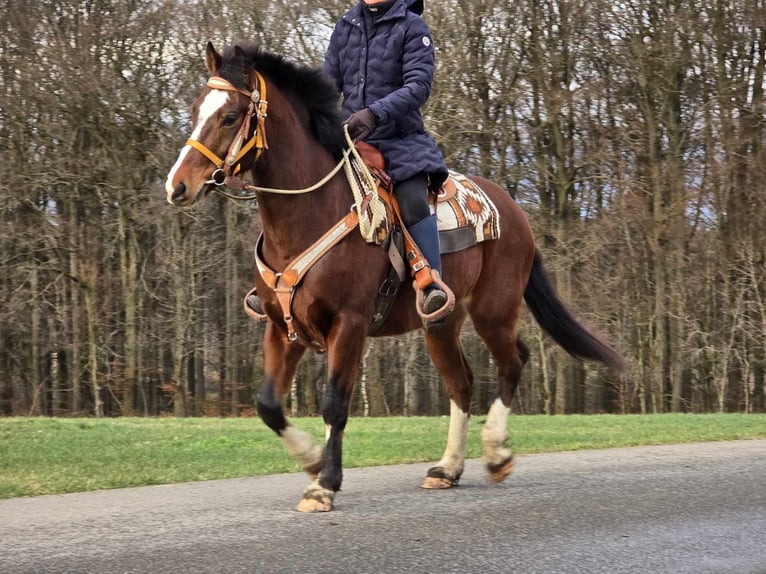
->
[433, 170, 501, 254]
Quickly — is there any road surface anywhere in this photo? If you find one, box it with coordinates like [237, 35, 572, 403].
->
[2, 440, 765, 573]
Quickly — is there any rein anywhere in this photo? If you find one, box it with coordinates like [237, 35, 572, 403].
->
[215, 146, 351, 200]
[211, 126, 370, 202]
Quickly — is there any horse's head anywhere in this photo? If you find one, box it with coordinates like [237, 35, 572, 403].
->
[165, 42, 267, 206]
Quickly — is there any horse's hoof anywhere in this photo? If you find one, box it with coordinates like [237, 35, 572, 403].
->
[487, 457, 514, 484]
[296, 497, 333, 512]
[296, 485, 334, 512]
[421, 476, 456, 489]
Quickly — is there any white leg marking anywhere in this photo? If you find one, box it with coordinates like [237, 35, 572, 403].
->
[481, 398, 512, 466]
[165, 90, 230, 201]
[280, 425, 322, 470]
[433, 400, 470, 478]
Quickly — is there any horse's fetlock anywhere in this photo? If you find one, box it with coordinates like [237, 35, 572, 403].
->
[318, 468, 343, 493]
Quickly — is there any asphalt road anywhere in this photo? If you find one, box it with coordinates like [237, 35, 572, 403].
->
[2, 440, 765, 574]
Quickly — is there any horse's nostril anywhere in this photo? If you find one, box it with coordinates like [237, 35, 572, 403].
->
[172, 183, 186, 201]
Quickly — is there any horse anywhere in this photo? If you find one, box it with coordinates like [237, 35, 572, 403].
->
[165, 42, 624, 512]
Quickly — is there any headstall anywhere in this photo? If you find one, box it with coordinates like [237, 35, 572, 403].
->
[186, 71, 269, 185]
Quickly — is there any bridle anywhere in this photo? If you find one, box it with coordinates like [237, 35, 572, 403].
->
[184, 69, 376, 208]
[186, 71, 269, 189]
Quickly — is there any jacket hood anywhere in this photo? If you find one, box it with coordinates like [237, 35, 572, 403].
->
[350, 0, 423, 19]
[406, 0, 423, 14]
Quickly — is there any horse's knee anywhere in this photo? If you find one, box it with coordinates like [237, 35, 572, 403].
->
[257, 382, 287, 434]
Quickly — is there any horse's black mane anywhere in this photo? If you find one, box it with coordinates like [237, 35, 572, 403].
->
[219, 42, 346, 160]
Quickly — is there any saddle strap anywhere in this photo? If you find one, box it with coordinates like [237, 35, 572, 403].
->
[377, 187, 455, 324]
[368, 226, 407, 335]
[254, 211, 359, 343]
[377, 188, 433, 290]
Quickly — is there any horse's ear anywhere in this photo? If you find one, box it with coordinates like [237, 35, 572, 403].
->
[205, 42, 222, 75]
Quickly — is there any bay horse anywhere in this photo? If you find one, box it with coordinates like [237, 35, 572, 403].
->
[165, 42, 624, 512]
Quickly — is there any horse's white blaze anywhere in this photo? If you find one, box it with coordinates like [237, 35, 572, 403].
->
[481, 397, 512, 466]
[165, 89, 231, 202]
[433, 400, 470, 477]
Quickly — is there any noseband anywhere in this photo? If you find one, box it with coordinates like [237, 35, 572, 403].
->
[186, 71, 269, 184]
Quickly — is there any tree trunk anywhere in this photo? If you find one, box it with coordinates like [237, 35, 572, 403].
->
[359, 343, 371, 417]
[84, 274, 102, 418]
[537, 332, 552, 415]
[118, 205, 139, 416]
[403, 333, 421, 415]
[171, 218, 189, 417]
[28, 265, 42, 416]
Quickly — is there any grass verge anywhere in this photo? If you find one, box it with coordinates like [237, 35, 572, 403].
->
[1, 413, 764, 499]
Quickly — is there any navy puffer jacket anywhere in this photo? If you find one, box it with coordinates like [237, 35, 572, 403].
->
[324, 0, 447, 186]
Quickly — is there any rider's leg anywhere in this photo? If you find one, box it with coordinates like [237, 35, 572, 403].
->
[395, 174, 448, 315]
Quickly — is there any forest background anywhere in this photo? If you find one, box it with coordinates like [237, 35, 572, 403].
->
[1, 0, 764, 418]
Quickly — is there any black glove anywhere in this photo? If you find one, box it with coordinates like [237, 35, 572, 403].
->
[346, 108, 376, 141]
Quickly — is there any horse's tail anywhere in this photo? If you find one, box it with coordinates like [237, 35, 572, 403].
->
[524, 249, 625, 372]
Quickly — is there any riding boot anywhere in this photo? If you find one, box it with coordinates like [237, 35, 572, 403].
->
[407, 214, 448, 315]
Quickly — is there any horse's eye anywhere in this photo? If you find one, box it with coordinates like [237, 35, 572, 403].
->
[222, 114, 239, 127]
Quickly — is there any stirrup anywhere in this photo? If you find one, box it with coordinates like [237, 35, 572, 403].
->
[414, 270, 455, 326]
[423, 288, 448, 315]
[243, 287, 269, 322]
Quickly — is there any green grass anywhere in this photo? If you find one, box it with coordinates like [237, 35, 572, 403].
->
[0, 414, 764, 499]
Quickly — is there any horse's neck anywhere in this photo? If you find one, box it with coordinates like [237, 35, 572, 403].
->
[254, 122, 348, 264]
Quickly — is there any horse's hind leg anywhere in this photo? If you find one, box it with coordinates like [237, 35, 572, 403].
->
[421, 308, 473, 489]
[471, 312, 528, 484]
[257, 323, 323, 479]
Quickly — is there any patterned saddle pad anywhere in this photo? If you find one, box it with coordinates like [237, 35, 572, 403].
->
[433, 170, 501, 254]
[352, 143, 500, 254]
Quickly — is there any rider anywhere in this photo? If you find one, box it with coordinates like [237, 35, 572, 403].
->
[247, 0, 449, 318]
[324, 0, 449, 316]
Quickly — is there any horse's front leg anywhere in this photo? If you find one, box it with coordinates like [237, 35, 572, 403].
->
[257, 323, 324, 478]
[296, 316, 367, 513]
